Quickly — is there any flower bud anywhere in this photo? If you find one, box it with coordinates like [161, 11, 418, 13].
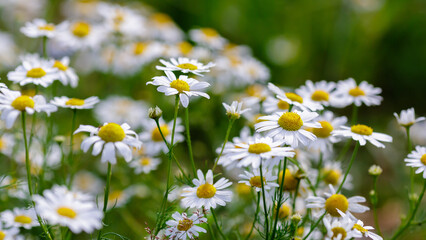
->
[291, 213, 302, 224]
[149, 106, 162, 119]
[54, 135, 66, 144]
[368, 165, 383, 176]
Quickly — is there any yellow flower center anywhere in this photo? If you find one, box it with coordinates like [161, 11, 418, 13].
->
[151, 124, 169, 142]
[285, 92, 303, 103]
[72, 22, 91, 38]
[421, 154, 426, 166]
[109, 190, 123, 202]
[236, 183, 252, 196]
[14, 215, 32, 224]
[279, 169, 299, 191]
[133, 42, 147, 55]
[348, 87, 365, 97]
[177, 219, 193, 231]
[278, 112, 304, 131]
[201, 28, 219, 38]
[296, 227, 304, 237]
[325, 194, 349, 217]
[152, 13, 172, 24]
[170, 79, 190, 93]
[249, 176, 266, 188]
[312, 121, 334, 138]
[11, 96, 35, 111]
[353, 224, 368, 234]
[140, 157, 151, 166]
[196, 183, 216, 198]
[279, 204, 292, 219]
[351, 124, 373, 136]
[65, 98, 85, 106]
[53, 60, 68, 71]
[0, 139, 4, 150]
[26, 67, 46, 78]
[246, 85, 265, 100]
[323, 169, 341, 185]
[311, 90, 329, 102]
[248, 143, 271, 154]
[277, 100, 290, 110]
[98, 123, 125, 142]
[57, 207, 77, 219]
[178, 42, 193, 55]
[176, 63, 198, 71]
[0, 231, 5, 240]
[331, 227, 347, 240]
[38, 24, 55, 31]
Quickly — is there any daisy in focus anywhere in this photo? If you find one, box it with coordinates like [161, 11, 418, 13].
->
[51, 96, 99, 109]
[147, 70, 210, 108]
[222, 101, 250, 119]
[332, 124, 392, 148]
[394, 108, 425, 128]
[165, 210, 207, 240]
[335, 78, 382, 107]
[7, 55, 58, 87]
[74, 122, 142, 164]
[323, 214, 356, 240]
[20, 18, 67, 38]
[0, 208, 38, 229]
[156, 57, 215, 76]
[182, 169, 232, 209]
[33, 185, 103, 234]
[239, 168, 279, 192]
[52, 57, 79, 87]
[404, 146, 426, 178]
[0, 88, 57, 128]
[139, 117, 184, 154]
[268, 83, 323, 111]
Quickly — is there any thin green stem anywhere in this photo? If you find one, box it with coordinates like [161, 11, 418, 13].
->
[315, 153, 323, 188]
[42, 36, 48, 58]
[371, 176, 383, 237]
[211, 207, 227, 240]
[67, 109, 77, 188]
[207, 221, 217, 240]
[97, 162, 112, 240]
[292, 180, 300, 213]
[245, 192, 261, 240]
[270, 157, 287, 239]
[303, 212, 326, 240]
[259, 162, 269, 239]
[351, 104, 358, 125]
[212, 118, 235, 171]
[337, 142, 359, 193]
[336, 139, 351, 162]
[406, 126, 415, 209]
[184, 107, 196, 176]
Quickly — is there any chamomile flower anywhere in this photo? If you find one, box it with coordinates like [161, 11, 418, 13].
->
[235, 57, 270, 84]
[263, 96, 292, 114]
[0, 223, 19, 240]
[239, 168, 279, 192]
[224, 136, 294, 168]
[7, 56, 58, 87]
[51, 96, 99, 109]
[182, 169, 232, 209]
[20, 18, 67, 38]
[296, 80, 342, 108]
[222, 101, 251, 119]
[33, 186, 103, 234]
[165, 210, 207, 240]
[268, 83, 323, 111]
[148, 13, 184, 43]
[72, 171, 103, 195]
[74, 123, 142, 164]
[0, 88, 57, 129]
[319, 162, 353, 190]
[306, 185, 369, 218]
[394, 108, 425, 128]
[129, 156, 161, 174]
[352, 219, 382, 240]
[189, 28, 227, 50]
[217, 127, 251, 169]
[147, 71, 210, 108]
[51, 57, 79, 87]
[255, 110, 321, 147]
[1, 208, 38, 229]
[332, 124, 392, 148]
[335, 78, 382, 107]
[56, 21, 105, 50]
[323, 214, 356, 240]
[0, 133, 15, 157]
[404, 146, 426, 178]
[156, 58, 215, 76]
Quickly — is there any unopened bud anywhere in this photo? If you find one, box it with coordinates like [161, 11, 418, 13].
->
[54, 135, 66, 144]
[409, 193, 418, 202]
[149, 106, 162, 119]
[368, 165, 383, 176]
[291, 213, 302, 224]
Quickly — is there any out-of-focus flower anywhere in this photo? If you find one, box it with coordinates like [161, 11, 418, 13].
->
[333, 124, 392, 148]
[0, 222, 19, 240]
[222, 101, 250, 119]
[51, 96, 99, 109]
[239, 168, 279, 192]
[335, 78, 382, 107]
[404, 146, 426, 179]
[368, 165, 383, 176]
[56, 21, 106, 50]
[7, 55, 58, 87]
[129, 155, 161, 174]
[156, 58, 215, 76]
[52, 57, 79, 87]
[0, 208, 38, 230]
[189, 28, 227, 50]
[394, 108, 425, 128]
[20, 19, 68, 38]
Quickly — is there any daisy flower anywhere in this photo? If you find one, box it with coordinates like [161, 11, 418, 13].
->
[319, 161, 353, 190]
[129, 156, 161, 174]
[268, 83, 323, 111]
[165, 210, 207, 240]
[148, 13, 184, 43]
[278, 166, 302, 192]
[332, 124, 392, 148]
[335, 78, 382, 107]
[217, 127, 251, 169]
[72, 171, 103, 195]
[239, 168, 279, 192]
[255, 110, 321, 147]
[0, 223, 19, 240]
[51, 57, 79, 87]
[20, 18, 67, 38]
[51, 96, 99, 109]
[74, 122, 142, 164]
[306, 185, 369, 218]
[352, 219, 382, 240]
[33, 186, 103, 234]
[56, 21, 105, 50]
[0, 207, 38, 229]
[0, 88, 57, 129]
[7, 56, 58, 87]
[404, 146, 426, 178]
[222, 101, 251, 119]
[323, 214, 356, 240]
[296, 80, 343, 108]
[156, 57, 215, 76]
[224, 136, 295, 168]
[189, 28, 227, 50]
[147, 70, 210, 108]
[235, 57, 270, 84]
[394, 108, 425, 128]
[263, 96, 292, 114]
[0, 133, 15, 157]
[182, 169, 232, 209]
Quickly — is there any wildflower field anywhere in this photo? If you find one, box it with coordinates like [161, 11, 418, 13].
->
[0, 0, 425, 239]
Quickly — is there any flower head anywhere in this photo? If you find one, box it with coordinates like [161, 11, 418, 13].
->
[222, 101, 250, 119]
[394, 108, 425, 128]
[335, 78, 382, 107]
[156, 57, 215, 76]
[7, 55, 58, 87]
[0, 208, 38, 229]
[20, 18, 67, 38]
[333, 124, 392, 148]
[404, 146, 426, 179]
[51, 96, 99, 109]
[165, 210, 207, 240]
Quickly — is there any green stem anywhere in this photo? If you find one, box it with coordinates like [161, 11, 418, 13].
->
[391, 179, 426, 240]
[42, 36, 48, 58]
[406, 126, 415, 209]
[184, 107, 197, 176]
[211, 207, 227, 240]
[287, 158, 317, 196]
[351, 104, 358, 125]
[337, 142, 359, 193]
[207, 221, 217, 240]
[259, 162, 270, 239]
[315, 153, 323, 188]
[270, 157, 287, 239]
[67, 109, 77, 188]
[292, 180, 300, 213]
[371, 176, 383, 237]
[303, 212, 326, 240]
[212, 118, 235, 171]
[336, 139, 351, 162]
[245, 192, 261, 240]
[97, 162, 112, 240]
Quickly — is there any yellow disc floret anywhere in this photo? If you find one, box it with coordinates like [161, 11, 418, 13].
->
[201, 28, 219, 38]
[151, 124, 169, 142]
[353, 224, 368, 234]
[177, 219, 194, 231]
[178, 42, 193, 55]
[66, 98, 85, 106]
[26, 68, 46, 78]
[177, 63, 198, 71]
[38, 24, 55, 31]
[311, 90, 329, 102]
[285, 93, 303, 103]
[140, 157, 151, 166]
[348, 87, 365, 97]
[248, 143, 271, 154]
[98, 123, 125, 142]
[278, 204, 292, 219]
[152, 13, 172, 24]
[278, 169, 299, 191]
[351, 124, 373, 136]
[323, 169, 341, 186]
[196, 183, 216, 198]
[133, 42, 147, 55]
[312, 121, 334, 138]
[278, 112, 304, 131]
[72, 22, 91, 38]
[236, 183, 252, 196]
[0, 230, 5, 240]
[421, 154, 426, 165]
[53, 60, 68, 71]
[325, 194, 349, 217]
[57, 207, 77, 219]
[331, 227, 347, 240]
[11, 96, 35, 111]
[277, 100, 290, 110]
[249, 176, 266, 188]
[14, 215, 32, 224]
[170, 79, 190, 93]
